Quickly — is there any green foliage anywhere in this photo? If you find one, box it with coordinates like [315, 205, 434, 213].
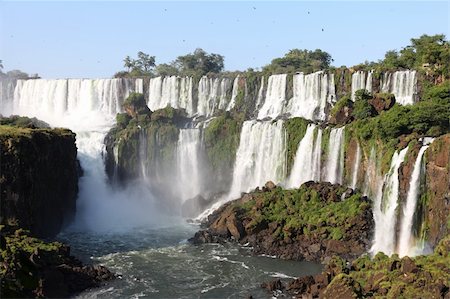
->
[284, 117, 310, 173]
[120, 51, 156, 77]
[330, 94, 353, 117]
[155, 63, 179, 77]
[0, 116, 49, 129]
[204, 112, 244, 174]
[239, 183, 371, 242]
[174, 48, 224, 77]
[352, 89, 376, 120]
[123, 92, 146, 108]
[422, 80, 450, 101]
[263, 48, 332, 74]
[116, 113, 131, 129]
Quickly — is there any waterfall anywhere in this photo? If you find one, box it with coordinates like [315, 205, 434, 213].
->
[138, 128, 148, 180]
[398, 139, 434, 257]
[176, 129, 203, 201]
[257, 74, 287, 119]
[226, 76, 240, 111]
[148, 76, 194, 115]
[6, 78, 163, 232]
[228, 120, 286, 199]
[371, 147, 409, 255]
[324, 127, 345, 184]
[0, 78, 17, 115]
[286, 71, 335, 121]
[351, 70, 373, 101]
[381, 70, 417, 105]
[287, 124, 322, 188]
[254, 76, 265, 110]
[217, 78, 232, 110]
[351, 142, 361, 189]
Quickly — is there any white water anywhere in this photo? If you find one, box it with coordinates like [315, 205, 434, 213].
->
[287, 124, 322, 188]
[226, 76, 240, 111]
[371, 147, 409, 255]
[286, 71, 335, 121]
[148, 76, 194, 116]
[257, 74, 287, 119]
[254, 76, 265, 110]
[138, 128, 148, 180]
[324, 127, 345, 184]
[6, 78, 171, 232]
[398, 139, 434, 257]
[176, 129, 203, 201]
[350, 142, 361, 189]
[381, 70, 417, 105]
[351, 70, 373, 101]
[228, 120, 286, 199]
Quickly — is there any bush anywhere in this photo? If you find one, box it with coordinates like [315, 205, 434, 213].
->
[352, 90, 376, 120]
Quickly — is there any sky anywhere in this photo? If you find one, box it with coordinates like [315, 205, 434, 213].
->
[0, 1, 449, 79]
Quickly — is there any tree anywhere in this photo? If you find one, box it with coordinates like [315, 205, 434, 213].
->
[123, 56, 134, 72]
[174, 48, 224, 76]
[263, 49, 333, 74]
[155, 63, 179, 77]
[135, 51, 155, 73]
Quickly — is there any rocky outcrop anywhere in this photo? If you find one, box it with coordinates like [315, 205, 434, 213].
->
[0, 226, 114, 298]
[422, 134, 450, 247]
[368, 93, 396, 113]
[190, 181, 374, 262]
[263, 234, 450, 298]
[0, 123, 80, 238]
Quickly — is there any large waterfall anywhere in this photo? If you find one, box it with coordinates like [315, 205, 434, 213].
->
[398, 139, 433, 257]
[287, 124, 322, 188]
[286, 71, 335, 121]
[324, 127, 345, 184]
[381, 70, 417, 105]
[148, 76, 194, 116]
[227, 120, 286, 199]
[3, 78, 172, 232]
[371, 147, 409, 256]
[351, 70, 373, 100]
[257, 74, 287, 119]
[176, 129, 204, 201]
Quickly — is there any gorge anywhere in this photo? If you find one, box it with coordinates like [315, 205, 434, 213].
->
[1, 63, 449, 297]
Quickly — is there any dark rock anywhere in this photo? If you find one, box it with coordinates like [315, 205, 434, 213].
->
[401, 256, 419, 274]
[264, 181, 276, 191]
[261, 279, 284, 292]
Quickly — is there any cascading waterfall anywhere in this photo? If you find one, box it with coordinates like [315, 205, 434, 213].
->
[138, 127, 148, 180]
[148, 76, 194, 116]
[286, 71, 335, 121]
[381, 70, 417, 105]
[351, 142, 361, 189]
[176, 129, 203, 201]
[0, 78, 17, 114]
[217, 78, 232, 110]
[371, 147, 409, 256]
[254, 76, 265, 110]
[287, 124, 322, 188]
[197, 77, 234, 117]
[324, 127, 345, 184]
[228, 120, 286, 199]
[351, 70, 373, 101]
[257, 74, 287, 119]
[226, 76, 240, 111]
[6, 78, 166, 232]
[398, 138, 434, 257]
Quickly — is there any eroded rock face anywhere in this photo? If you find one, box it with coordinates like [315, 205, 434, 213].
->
[423, 134, 450, 247]
[0, 226, 114, 298]
[190, 182, 374, 262]
[0, 126, 80, 238]
[368, 93, 395, 113]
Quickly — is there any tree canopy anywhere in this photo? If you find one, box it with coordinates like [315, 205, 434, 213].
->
[173, 48, 224, 77]
[263, 49, 333, 74]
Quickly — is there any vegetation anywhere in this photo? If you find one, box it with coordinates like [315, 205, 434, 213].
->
[352, 89, 376, 120]
[0, 116, 49, 129]
[203, 112, 244, 176]
[236, 182, 371, 241]
[284, 117, 310, 173]
[263, 49, 332, 75]
[120, 51, 156, 77]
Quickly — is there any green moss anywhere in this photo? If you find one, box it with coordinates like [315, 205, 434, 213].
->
[283, 117, 310, 173]
[330, 94, 352, 118]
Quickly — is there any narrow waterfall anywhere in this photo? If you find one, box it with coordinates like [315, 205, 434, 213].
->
[217, 78, 232, 110]
[381, 70, 417, 105]
[371, 147, 409, 255]
[398, 139, 434, 257]
[176, 129, 203, 201]
[8, 78, 162, 232]
[148, 76, 194, 115]
[257, 74, 287, 119]
[287, 71, 335, 121]
[351, 70, 373, 101]
[254, 76, 265, 110]
[138, 128, 148, 180]
[324, 127, 345, 184]
[228, 120, 286, 199]
[287, 124, 323, 188]
[351, 142, 361, 189]
[226, 76, 240, 111]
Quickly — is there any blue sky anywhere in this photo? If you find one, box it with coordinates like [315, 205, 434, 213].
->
[0, 1, 448, 78]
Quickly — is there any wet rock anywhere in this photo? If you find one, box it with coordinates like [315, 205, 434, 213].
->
[261, 279, 284, 292]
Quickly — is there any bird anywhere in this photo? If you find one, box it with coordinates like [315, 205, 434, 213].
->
[253, 6, 256, 10]
[321, 28, 324, 32]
